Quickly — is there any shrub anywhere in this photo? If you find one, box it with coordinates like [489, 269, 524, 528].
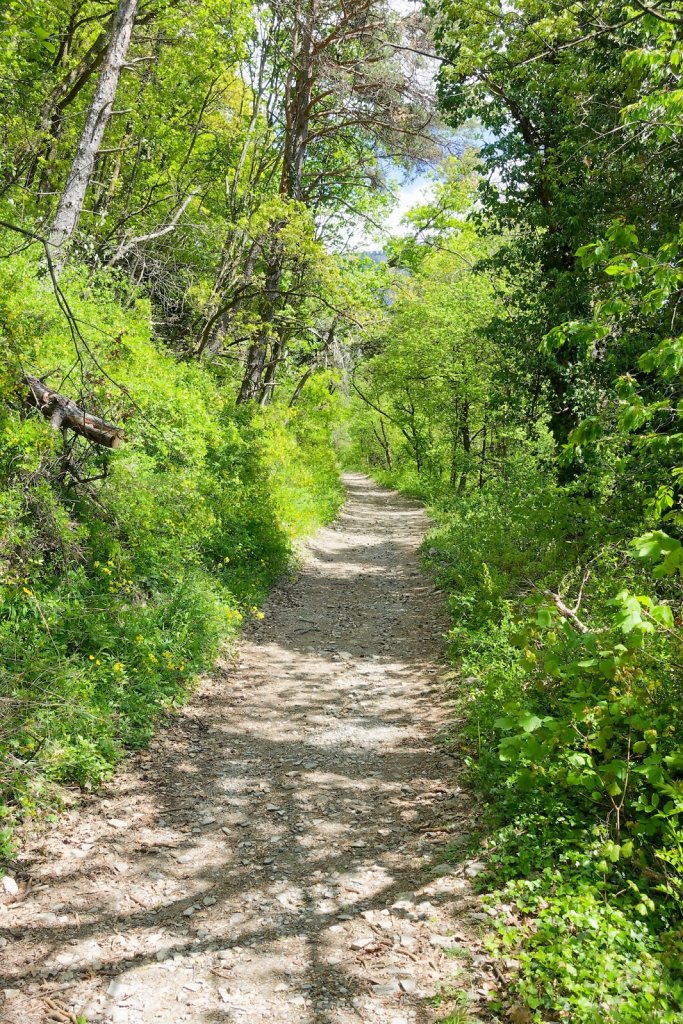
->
[0, 251, 343, 809]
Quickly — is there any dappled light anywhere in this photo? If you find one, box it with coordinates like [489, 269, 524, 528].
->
[1, 476, 492, 1023]
[1, 0, 681, 1017]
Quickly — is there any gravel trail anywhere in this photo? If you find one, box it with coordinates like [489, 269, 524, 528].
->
[0, 473, 493, 1024]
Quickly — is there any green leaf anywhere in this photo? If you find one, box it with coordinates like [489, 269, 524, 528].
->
[536, 606, 554, 627]
[519, 712, 543, 733]
[494, 715, 516, 731]
[604, 264, 632, 276]
[650, 603, 674, 628]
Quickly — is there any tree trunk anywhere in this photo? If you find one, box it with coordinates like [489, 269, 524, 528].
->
[48, 0, 139, 269]
[280, 0, 318, 200]
[236, 241, 283, 404]
[449, 396, 459, 488]
[372, 419, 392, 469]
[289, 367, 314, 407]
[458, 400, 471, 492]
[478, 419, 487, 489]
[33, 30, 111, 197]
[236, 0, 319, 399]
[236, 0, 317, 400]
[238, 332, 271, 405]
[258, 328, 290, 406]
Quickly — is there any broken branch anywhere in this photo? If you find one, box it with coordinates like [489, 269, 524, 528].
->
[24, 375, 125, 449]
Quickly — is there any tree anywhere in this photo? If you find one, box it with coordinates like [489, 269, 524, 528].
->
[47, 0, 140, 267]
[351, 158, 504, 487]
[428, 0, 683, 453]
[234, 0, 443, 403]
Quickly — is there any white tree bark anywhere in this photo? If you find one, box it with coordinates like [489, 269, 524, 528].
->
[48, 0, 139, 269]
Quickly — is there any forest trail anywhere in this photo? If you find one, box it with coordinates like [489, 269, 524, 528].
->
[1, 474, 493, 1024]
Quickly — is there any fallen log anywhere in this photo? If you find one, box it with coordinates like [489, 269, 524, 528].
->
[24, 375, 125, 449]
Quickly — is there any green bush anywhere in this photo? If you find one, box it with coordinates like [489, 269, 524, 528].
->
[394, 457, 683, 1023]
[0, 251, 343, 810]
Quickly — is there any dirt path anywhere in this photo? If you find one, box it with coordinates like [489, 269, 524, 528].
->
[1, 474, 494, 1024]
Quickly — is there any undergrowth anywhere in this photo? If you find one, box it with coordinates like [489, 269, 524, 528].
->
[0, 253, 343, 837]
[367, 453, 683, 1024]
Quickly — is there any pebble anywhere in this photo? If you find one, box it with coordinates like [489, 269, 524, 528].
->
[371, 980, 401, 996]
[1, 876, 19, 897]
[107, 979, 127, 998]
[430, 863, 455, 877]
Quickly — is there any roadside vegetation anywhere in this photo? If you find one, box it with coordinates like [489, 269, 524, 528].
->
[0, 250, 344, 837]
[1, 0, 425, 833]
[349, 1, 683, 1020]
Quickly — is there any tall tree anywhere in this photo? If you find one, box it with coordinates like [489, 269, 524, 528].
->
[47, 0, 139, 266]
[429, 0, 683, 451]
[235, 0, 442, 403]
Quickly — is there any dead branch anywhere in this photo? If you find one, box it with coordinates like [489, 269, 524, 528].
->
[107, 188, 198, 266]
[24, 375, 125, 448]
[542, 589, 590, 633]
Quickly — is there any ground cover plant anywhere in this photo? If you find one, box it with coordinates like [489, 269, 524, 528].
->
[0, 251, 344, 823]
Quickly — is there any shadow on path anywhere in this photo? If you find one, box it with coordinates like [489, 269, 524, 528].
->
[0, 474, 493, 1024]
